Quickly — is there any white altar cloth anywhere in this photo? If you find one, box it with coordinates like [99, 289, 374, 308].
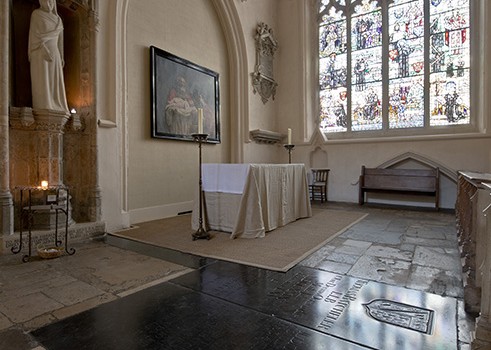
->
[192, 163, 312, 238]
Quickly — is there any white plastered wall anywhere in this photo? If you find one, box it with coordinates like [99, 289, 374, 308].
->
[97, 0, 491, 232]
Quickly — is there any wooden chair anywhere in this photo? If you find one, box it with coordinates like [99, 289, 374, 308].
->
[310, 168, 330, 202]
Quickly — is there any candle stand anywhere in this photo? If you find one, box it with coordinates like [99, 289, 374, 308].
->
[284, 144, 295, 164]
[12, 185, 76, 262]
[192, 133, 211, 240]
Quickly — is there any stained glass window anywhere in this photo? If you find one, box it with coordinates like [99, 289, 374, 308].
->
[319, 2, 348, 132]
[318, 0, 471, 135]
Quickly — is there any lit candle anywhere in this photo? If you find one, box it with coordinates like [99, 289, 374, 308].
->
[198, 108, 203, 134]
[41, 180, 48, 189]
[70, 108, 76, 114]
[287, 128, 292, 145]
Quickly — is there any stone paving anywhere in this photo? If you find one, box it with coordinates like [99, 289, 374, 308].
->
[301, 205, 462, 298]
[0, 202, 477, 349]
[0, 240, 192, 349]
[299, 203, 473, 349]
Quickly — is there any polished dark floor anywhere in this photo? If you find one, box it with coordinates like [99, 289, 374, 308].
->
[30, 203, 467, 349]
[32, 261, 457, 349]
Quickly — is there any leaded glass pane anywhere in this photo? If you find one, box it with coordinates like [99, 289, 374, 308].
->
[351, 8, 382, 51]
[320, 89, 348, 132]
[319, 4, 348, 133]
[351, 3, 383, 131]
[389, 76, 425, 128]
[429, 0, 470, 125]
[320, 19, 347, 56]
[388, 0, 425, 128]
[352, 83, 383, 131]
[388, 0, 424, 79]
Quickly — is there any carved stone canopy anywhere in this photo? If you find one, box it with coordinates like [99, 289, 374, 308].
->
[251, 22, 278, 104]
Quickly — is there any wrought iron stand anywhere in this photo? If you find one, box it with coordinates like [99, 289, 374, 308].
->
[12, 185, 76, 262]
[284, 144, 295, 164]
[192, 133, 211, 240]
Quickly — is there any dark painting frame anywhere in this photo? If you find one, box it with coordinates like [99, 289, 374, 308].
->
[150, 46, 220, 143]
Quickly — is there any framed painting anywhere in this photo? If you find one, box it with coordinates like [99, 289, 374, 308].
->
[150, 46, 220, 143]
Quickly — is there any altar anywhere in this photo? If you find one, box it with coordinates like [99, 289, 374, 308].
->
[192, 164, 312, 238]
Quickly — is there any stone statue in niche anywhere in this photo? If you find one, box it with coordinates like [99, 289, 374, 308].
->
[251, 22, 278, 104]
[28, 0, 69, 113]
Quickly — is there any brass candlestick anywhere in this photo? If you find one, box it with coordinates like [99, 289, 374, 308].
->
[192, 133, 211, 240]
[284, 144, 295, 164]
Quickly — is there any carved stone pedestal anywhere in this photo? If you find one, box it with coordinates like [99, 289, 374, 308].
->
[10, 108, 73, 230]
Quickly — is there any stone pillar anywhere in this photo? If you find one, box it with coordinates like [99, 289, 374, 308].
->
[0, 1, 13, 235]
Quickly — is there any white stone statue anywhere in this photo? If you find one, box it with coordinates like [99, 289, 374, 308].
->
[28, 0, 69, 113]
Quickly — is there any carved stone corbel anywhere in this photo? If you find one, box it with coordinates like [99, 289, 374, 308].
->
[249, 129, 284, 144]
[251, 22, 278, 104]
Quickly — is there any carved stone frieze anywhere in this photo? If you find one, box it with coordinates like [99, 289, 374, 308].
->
[9, 107, 35, 130]
[32, 109, 70, 133]
[251, 22, 278, 104]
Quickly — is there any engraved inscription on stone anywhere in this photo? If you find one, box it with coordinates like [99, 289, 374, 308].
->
[364, 299, 434, 334]
[174, 264, 457, 349]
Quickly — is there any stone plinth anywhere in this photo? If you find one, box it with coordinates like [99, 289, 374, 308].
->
[2, 221, 106, 255]
[10, 108, 73, 230]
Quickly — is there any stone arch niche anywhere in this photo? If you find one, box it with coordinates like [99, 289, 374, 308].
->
[8, 0, 100, 230]
[373, 152, 457, 209]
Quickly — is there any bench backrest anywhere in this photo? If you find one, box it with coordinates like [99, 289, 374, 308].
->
[361, 166, 439, 192]
[312, 168, 330, 183]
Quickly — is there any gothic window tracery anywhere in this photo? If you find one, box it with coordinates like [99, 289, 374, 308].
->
[318, 0, 470, 135]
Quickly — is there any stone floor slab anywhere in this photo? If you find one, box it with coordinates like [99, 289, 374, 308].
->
[334, 239, 372, 256]
[0, 313, 12, 331]
[0, 293, 63, 323]
[404, 236, 457, 248]
[406, 265, 463, 298]
[364, 245, 413, 261]
[348, 255, 411, 285]
[324, 252, 360, 265]
[173, 262, 457, 350]
[413, 246, 462, 273]
[32, 281, 368, 350]
[315, 260, 353, 274]
[42, 280, 104, 306]
[344, 229, 403, 245]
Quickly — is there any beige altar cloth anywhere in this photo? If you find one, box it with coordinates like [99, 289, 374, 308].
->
[192, 164, 312, 238]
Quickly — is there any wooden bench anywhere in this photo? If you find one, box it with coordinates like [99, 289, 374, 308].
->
[359, 166, 440, 209]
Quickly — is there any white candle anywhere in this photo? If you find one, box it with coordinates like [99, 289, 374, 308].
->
[287, 128, 292, 144]
[198, 108, 203, 134]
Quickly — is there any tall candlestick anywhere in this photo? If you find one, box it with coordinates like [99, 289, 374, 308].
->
[198, 108, 203, 134]
[288, 128, 292, 145]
